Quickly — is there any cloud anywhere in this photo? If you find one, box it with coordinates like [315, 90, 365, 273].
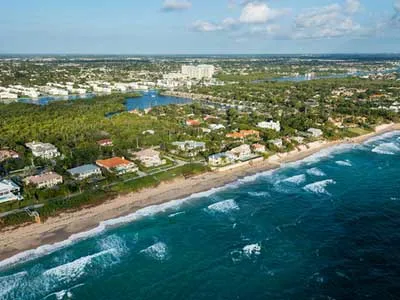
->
[345, 0, 361, 14]
[161, 0, 192, 12]
[395, 0, 400, 12]
[293, 3, 361, 39]
[192, 18, 238, 32]
[239, 2, 285, 24]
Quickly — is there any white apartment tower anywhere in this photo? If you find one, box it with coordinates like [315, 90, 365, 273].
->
[181, 65, 215, 79]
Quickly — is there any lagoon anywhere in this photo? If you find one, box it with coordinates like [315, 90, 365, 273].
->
[125, 91, 192, 111]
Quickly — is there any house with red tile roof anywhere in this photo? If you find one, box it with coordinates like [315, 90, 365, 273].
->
[96, 157, 138, 175]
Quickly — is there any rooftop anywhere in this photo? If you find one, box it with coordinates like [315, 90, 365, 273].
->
[96, 157, 133, 169]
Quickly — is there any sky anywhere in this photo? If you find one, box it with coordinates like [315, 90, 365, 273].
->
[0, 0, 400, 54]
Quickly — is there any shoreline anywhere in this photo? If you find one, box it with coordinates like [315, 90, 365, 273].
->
[0, 123, 399, 267]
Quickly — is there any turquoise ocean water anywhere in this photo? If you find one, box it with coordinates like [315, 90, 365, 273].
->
[1, 132, 400, 300]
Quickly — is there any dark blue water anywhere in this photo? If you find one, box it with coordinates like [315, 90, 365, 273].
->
[125, 91, 192, 110]
[1, 132, 400, 300]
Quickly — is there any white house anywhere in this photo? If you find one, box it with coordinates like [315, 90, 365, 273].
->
[26, 142, 60, 159]
[228, 144, 252, 160]
[0, 180, 23, 204]
[209, 124, 226, 131]
[269, 139, 283, 148]
[257, 121, 281, 132]
[208, 152, 236, 166]
[172, 141, 206, 157]
[134, 149, 166, 168]
[307, 128, 323, 138]
[68, 164, 102, 180]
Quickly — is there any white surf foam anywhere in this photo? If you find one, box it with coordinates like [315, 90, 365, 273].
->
[335, 160, 352, 167]
[243, 243, 261, 257]
[364, 130, 400, 144]
[98, 235, 128, 256]
[284, 143, 358, 168]
[281, 174, 307, 185]
[207, 199, 239, 213]
[1, 131, 394, 270]
[140, 242, 168, 261]
[247, 191, 270, 197]
[372, 142, 400, 155]
[0, 271, 27, 298]
[168, 211, 186, 218]
[306, 168, 326, 177]
[43, 249, 116, 283]
[303, 179, 336, 195]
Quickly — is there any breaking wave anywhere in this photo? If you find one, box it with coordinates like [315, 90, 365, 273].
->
[372, 142, 400, 155]
[207, 199, 240, 213]
[0, 271, 27, 299]
[140, 242, 168, 261]
[243, 244, 261, 257]
[303, 179, 336, 195]
[306, 168, 326, 177]
[247, 191, 270, 197]
[335, 160, 352, 167]
[282, 174, 307, 185]
[43, 248, 117, 284]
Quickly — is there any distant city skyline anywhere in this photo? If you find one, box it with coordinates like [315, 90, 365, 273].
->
[1, 0, 400, 54]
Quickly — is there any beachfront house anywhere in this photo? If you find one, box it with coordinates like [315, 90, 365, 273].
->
[67, 164, 102, 180]
[257, 121, 281, 132]
[0, 179, 23, 204]
[96, 157, 138, 175]
[26, 141, 60, 159]
[307, 128, 323, 138]
[208, 152, 236, 167]
[24, 172, 63, 189]
[268, 139, 283, 148]
[228, 144, 252, 160]
[252, 143, 266, 153]
[134, 149, 166, 168]
[0, 150, 19, 162]
[172, 141, 206, 157]
[226, 130, 260, 140]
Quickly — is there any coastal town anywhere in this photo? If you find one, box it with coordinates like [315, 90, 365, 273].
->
[0, 54, 400, 229]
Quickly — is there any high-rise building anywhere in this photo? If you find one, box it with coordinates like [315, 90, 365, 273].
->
[181, 65, 215, 79]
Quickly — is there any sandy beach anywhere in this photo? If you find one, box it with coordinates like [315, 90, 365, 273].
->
[0, 123, 399, 263]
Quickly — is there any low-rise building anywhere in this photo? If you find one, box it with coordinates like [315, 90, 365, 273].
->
[268, 139, 283, 148]
[226, 130, 260, 140]
[209, 124, 225, 131]
[257, 121, 281, 132]
[68, 164, 102, 180]
[25, 172, 63, 189]
[26, 141, 60, 159]
[307, 128, 323, 138]
[134, 149, 166, 168]
[228, 144, 252, 160]
[97, 139, 113, 147]
[252, 143, 266, 153]
[172, 141, 206, 157]
[208, 152, 236, 166]
[186, 120, 201, 126]
[0, 150, 19, 162]
[96, 157, 138, 175]
[0, 179, 23, 204]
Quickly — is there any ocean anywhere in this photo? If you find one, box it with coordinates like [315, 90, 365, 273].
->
[1, 132, 400, 300]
